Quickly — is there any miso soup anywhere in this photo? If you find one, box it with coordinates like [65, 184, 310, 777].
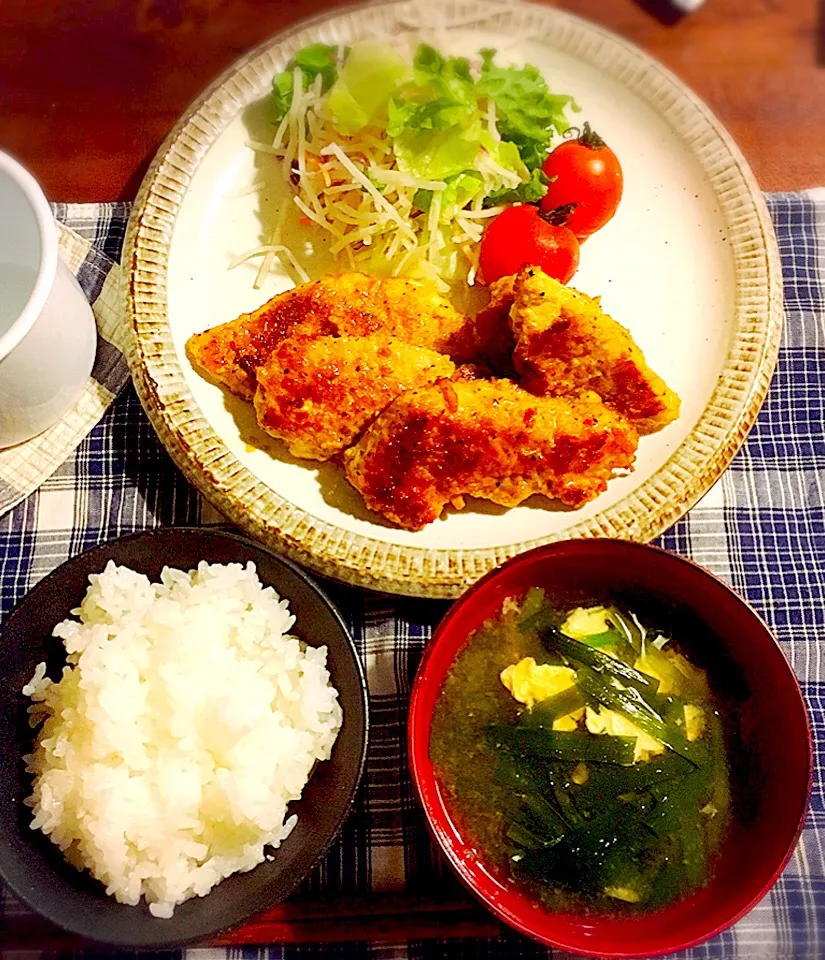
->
[429, 589, 731, 913]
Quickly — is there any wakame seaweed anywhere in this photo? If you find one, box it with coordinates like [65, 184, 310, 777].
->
[429, 592, 732, 914]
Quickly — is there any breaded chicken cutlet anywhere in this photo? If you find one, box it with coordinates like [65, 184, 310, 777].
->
[510, 268, 681, 434]
[254, 335, 456, 461]
[464, 275, 517, 376]
[344, 376, 638, 530]
[186, 273, 475, 401]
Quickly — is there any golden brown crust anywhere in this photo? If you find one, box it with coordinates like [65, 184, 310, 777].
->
[466, 275, 517, 376]
[186, 273, 474, 401]
[187, 267, 677, 530]
[254, 335, 455, 461]
[344, 377, 638, 530]
[510, 268, 681, 434]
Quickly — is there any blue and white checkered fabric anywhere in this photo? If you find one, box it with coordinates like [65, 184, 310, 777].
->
[1, 194, 823, 959]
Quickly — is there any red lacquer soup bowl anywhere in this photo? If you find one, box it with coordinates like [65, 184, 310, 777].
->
[408, 540, 812, 958]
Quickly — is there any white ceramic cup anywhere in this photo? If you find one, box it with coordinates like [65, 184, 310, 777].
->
[0, 152, 97, 448]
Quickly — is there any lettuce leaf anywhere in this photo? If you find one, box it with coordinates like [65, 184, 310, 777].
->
[476, 48, 577, 170]
[488, 138, 530, 184]
[394, 127, 480, 182]
[393, 50, 526, 189]
[414, 171, 484, 214]
[413, 44, 475, 100]
[390, 47, 480, 181]
[443, 170, 485, 212]
[485, 167, 550, 206]
[393, 45, 571, 200]
[387, 45, 476, 136]
[412, 188, 433, 213]
[272, 44, 341, 122]
[326, 43, 410, 135]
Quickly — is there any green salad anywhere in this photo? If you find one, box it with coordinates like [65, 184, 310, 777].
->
[243, 42, 576, 289]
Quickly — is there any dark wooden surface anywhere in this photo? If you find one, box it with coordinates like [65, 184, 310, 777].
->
[0, 0, 822, 200]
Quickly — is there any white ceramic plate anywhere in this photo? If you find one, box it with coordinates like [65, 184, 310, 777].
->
[126, 0, 782, 597]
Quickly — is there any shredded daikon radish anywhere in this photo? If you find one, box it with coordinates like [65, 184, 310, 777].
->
[456, 206, 508, 219]
[477, 150, 522, 188]
[331, 224, 385, 255]
[320, 143, 416, 240]
[486, 99, 500, 141]
[368, 167, 447, 192]
[229, 245, 282, 270]
[245, 140, 282, 156]
[291, 195, 344, 241]
[272, 111, 291, 152]
[426, 192, 443, 265]
[255, 250, 276, 289]
[229, 244, 310, 287]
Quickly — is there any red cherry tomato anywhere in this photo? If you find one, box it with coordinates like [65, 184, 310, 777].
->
[479, 205, 580, 285]
[539, 123, 623, 239]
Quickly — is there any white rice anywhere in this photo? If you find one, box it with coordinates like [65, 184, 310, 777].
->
[22, 560, 343, 918]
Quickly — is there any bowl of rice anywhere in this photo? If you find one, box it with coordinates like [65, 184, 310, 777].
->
[0, 527, 368, 948]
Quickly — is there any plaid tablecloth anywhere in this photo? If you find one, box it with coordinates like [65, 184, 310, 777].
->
[1, 195, 823, 959]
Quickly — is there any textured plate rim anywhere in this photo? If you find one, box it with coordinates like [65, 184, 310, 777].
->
[124, 0, 783, 599]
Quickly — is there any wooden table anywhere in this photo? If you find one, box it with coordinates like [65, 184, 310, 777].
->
[0, 0, 819, 948]
[0, 0, 822, 199]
